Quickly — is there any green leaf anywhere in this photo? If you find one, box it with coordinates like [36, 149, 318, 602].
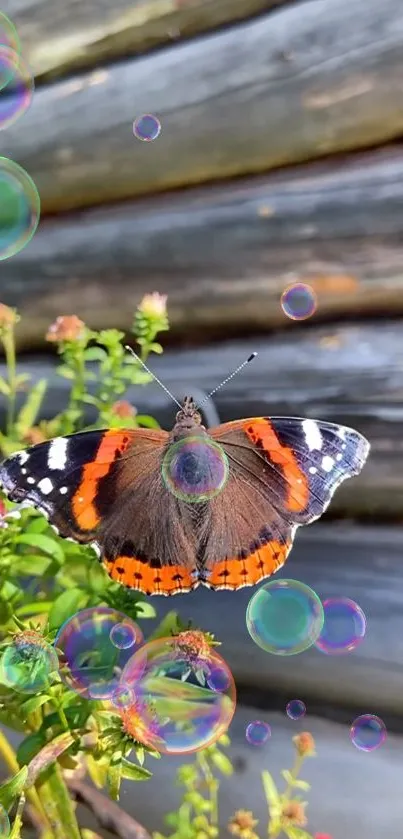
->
[25, 516, 50, 534]
[20, 695, 51, 718]
[121, 758, 152, 781]
[149, 342, 163, 354]
[281, 770, 310, 791]
[15, 379, 47, 435]
[106, 752, 123, 801]
[49, 588, 88, 631]
[56, 365, 75, 380]
[0, 766, 28, 809]
[26, 731, 75, 785]
[135, 601, 156, 619]
[209, 750, 233, 776]
[14, 554, 54, 576]
[284, 828, 314, 839]
[16, 601, 54, 617]
[15, 534, 64, 564]
[136, 415, 161, 429]
[262, 770, 281, 808]
[83, 347, 107, 362]
[148, 611, 185, 641]
[9, 793, 25, 839]
[0, 377, 10, 396]
[17, 732, 48, 767]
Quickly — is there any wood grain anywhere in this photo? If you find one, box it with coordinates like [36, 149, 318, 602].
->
[2, 0, 403, 212]
[3, 0, 290, 81]
[3, 146, 403, 346]
[1, 324, 403, 518]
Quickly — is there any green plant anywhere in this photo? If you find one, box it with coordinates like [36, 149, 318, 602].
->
[0, 295, 170, 838]
[156, 730, 322, 839]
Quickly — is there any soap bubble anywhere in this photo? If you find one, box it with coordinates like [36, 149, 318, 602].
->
[246, 579, 324, 655]
[162, 436, 229, 503]
[286, 699, 306, 720]
[246, 720, 271, 745]
[55, 607, 143, 699]
[0, 12, 20, 57]
[0, 631, 58, 694]
[111, 683, 136, 709]
[350, 714, 386, 752]
[0, 49, 34, 128]
[120, 632, 236, 754]
[110, 622, 138, 650]
[0, 158, 40, 260]
[133, 114, 161, 142]
[281, 283, 317, 321]
[315, 597, 366, 655]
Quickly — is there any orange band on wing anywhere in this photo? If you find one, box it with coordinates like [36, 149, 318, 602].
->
[72, 430, 132, 531]
[205, 540, 292, 591]
[244, 419, 309, 512]
[102, 555, 198, 596]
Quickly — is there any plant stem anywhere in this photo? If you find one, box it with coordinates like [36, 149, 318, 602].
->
[197, 752, 218, 826]
[2, 327, 17, 435]
[0, 727, 51, 831]
[35, 762, 82, 839]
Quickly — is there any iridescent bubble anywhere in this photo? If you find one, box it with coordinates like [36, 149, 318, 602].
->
[133, 114, 161, 142]
[207, 666, 231, 692]
[0, 631, 58, 694]
[120, 633, 236, 754]
[286, 699, 306, 720]
[162, 436, 229, 503]
[0, 158, 40, 261]
[246, 720, 271, 746]
[0, 49, 34, 128]
[111, 683, 136, 709]
[246, 579, 324, 656]
[55, 607, 144, 700]
[281, 283, 317, 321]
[0, 803, 9, 839]
[350, 714, 386, 752]
[0, 12, 20, 55]
[315, 597, 366, 655]
[110, 622, 138, 650]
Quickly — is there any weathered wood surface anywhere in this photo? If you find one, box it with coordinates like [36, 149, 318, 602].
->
[4, 0, 290, 81]
[152, 525, 403, 715]
[3, 146, 403, 346]
[129, 708, 403, 838]
[2, 0, 403, 213]
[1, 325, 403, 517]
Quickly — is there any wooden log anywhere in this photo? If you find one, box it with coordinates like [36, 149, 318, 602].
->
[153, 525, 403, 715]
[3, 146, 403, 346]
[2, 0, 403, 213]
[4, 0, 290, 81]
[1, 324, 403, 518]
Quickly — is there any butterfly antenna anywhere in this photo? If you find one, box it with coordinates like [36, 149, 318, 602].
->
[197, 352, 258, 407]
[125, 345, 183, 409]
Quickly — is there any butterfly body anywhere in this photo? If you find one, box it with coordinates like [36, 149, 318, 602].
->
[0, 399, 370, 596]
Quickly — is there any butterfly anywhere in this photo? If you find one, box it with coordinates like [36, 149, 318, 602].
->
[0, 395, 369, 596]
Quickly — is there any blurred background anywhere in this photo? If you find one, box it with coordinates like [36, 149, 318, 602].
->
[1, 0, 403, 835]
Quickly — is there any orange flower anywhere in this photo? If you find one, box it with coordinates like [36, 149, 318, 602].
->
[0, 303, 18, 328]
[138, 292, 167, 318]
[111, 401, 137, 419]
[46, 315, 86, 343]
[228, 809, 259, 838]
[174, 630, 211, 665]
[293, 731, 316, 757]
[281, 800, 307, 827]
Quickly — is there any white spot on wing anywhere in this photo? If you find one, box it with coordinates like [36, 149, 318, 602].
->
[17, 451, 29, 465]
[302, 419, 322, 451]
[48, 437, 68, 470]
[322, 455, 335, 472]
[37, 477, 53, 495]
[59, 486, 68, 495]
[309, 466, 317, 475]
[27, 477, 35, 485]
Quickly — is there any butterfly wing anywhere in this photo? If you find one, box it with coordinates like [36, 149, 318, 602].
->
[199, 416, 370, 590]
[0, 429, 200, 596]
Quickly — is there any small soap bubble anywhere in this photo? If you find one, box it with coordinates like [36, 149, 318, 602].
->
[0, 631, 58, 694]
[111, 683, 136, 709]
[0, 49, 34, 128]
[0, 157, 40, 260]
[55, 607, 143, 700]
[162, 436, 229, 503]
[246, 579, 324, 655]
[281, 283, 317, 321]
[286, 699, 306, 720]
[246, 720, 271, 746]
[315, 597, 366, 655]
[133, 114, 161, 142]
[350, 714, 386, 752]
[120, 633, 236, 754]
[0, 803, 10, 838]
[110, 622, 137, 650]
[207, 666, 231, 692]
